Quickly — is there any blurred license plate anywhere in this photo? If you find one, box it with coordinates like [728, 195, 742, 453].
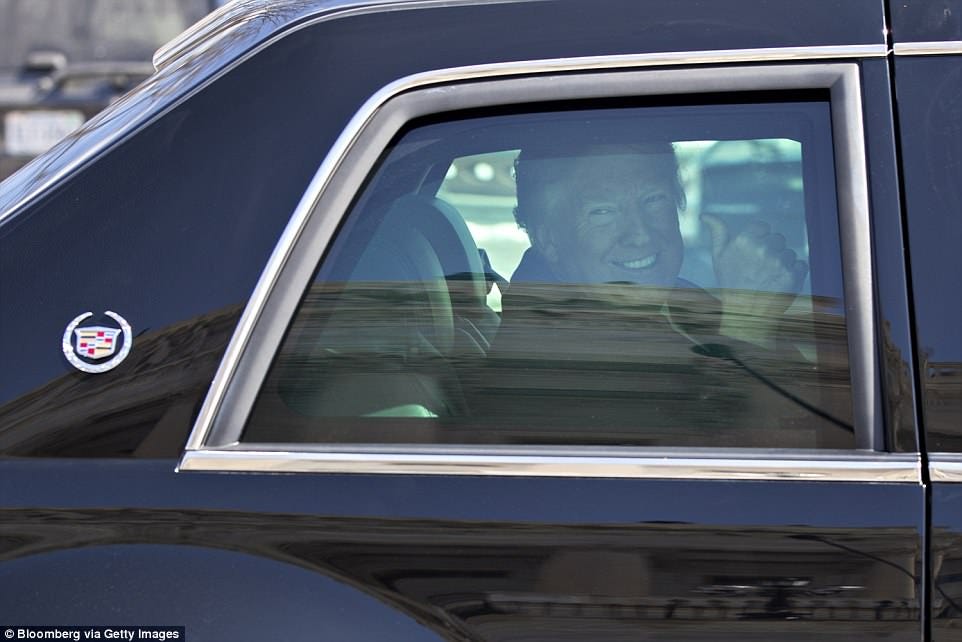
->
[4, 110, 85, 156]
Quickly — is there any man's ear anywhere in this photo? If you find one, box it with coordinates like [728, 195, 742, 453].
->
[533, 223, 560, 263]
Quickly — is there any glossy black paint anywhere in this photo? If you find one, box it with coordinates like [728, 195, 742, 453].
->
[859, 58, 921, 452]
[0, 0, 890, 215]
[894, 51, 962, 642]
[929, 485, 962, 641]
[0, 461, 924, 641]
[0, 1, 933, 639]
[0, 0, 892, 457]
[889, 0, 962, 42]
[892, 56, 962, 452]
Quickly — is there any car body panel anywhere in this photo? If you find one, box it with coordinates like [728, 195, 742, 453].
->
[0, 460, 925, 640]
[889, 0, 962, 44]
[891, 49, 962, 641]
[858, 58, 921, 453]
[932, 481, 962, 641]
[0, 0, 944, 639]
[0, 0, 893, 457]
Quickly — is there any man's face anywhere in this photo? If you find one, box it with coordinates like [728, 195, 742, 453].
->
[535, 146, 684, 289]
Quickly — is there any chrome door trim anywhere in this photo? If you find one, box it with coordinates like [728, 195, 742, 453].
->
[929, 457, 962, 482]
[179, 448, 921, 482]
[893, 41, 962, 56]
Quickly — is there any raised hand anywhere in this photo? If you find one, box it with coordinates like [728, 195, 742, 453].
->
[701, 213, 808, 348]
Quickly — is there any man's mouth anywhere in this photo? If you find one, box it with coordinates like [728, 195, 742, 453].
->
[611, 254, 657, 270]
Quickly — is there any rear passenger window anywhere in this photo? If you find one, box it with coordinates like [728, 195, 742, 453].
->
[243, 100, 855, 449]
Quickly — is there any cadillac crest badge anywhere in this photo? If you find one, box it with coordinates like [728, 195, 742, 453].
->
[62, 311, 133, 374]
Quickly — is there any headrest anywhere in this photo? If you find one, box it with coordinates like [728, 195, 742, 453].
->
[388, 194, 488, 308]
[319, 199, 455, 356]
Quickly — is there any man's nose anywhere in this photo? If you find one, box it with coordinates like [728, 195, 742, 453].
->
[620, 209, 652, 244]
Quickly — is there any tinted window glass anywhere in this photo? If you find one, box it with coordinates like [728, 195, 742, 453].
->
[244, 100, 855, 449]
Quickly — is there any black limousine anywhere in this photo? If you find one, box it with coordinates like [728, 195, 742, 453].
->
[0, 1, 960, 641]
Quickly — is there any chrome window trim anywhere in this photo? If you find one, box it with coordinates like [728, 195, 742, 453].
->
[179, 59, 883, 479]
[928, 457, 962, 482]
[893, 41, 962, 56]
[178, 448, 921, 482]
[828, 65, 875, 450]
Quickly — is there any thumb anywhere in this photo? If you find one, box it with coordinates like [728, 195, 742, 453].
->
[701, 213, 728, 258]
[791, 259, 809, 292]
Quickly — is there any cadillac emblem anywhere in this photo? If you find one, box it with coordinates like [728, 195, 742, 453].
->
[62, 311, 133, 374]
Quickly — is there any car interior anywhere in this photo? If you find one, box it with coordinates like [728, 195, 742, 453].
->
[243, 100, 856, 450]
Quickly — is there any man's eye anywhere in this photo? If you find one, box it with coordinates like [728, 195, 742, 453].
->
[587, 207, 617, 223]
[643, 193, 671, 208]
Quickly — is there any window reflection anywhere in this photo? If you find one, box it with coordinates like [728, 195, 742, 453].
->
[245, 102, 854, 449]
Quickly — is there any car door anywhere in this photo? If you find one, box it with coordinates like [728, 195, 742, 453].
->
[181, 27, 924, 642]
[889, 2, 962, 640]
[0, 1, 924, 640]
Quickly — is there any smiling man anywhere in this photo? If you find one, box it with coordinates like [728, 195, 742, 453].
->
[479, 139, 842, 447]
[509, 141, 809, 349]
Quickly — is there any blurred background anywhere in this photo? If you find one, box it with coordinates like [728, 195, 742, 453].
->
[0, 0, 227, 180]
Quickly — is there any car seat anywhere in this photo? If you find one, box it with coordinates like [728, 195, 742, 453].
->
[276, 195, 461, 419]
[390, 194, 499, 355]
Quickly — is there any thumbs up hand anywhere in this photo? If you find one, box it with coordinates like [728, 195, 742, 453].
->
[701, 214, 808, 348]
